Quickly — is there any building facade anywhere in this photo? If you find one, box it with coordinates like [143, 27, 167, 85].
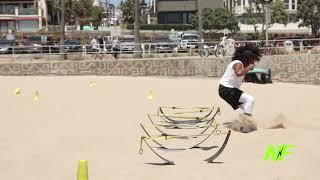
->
[157, 0, 224, 24]
[0, 0, 47, 33]
[234, 0, 297, 15]
[224, 0, 235, 12]
[93, 0, 107, 9]
[227, 0, 309, 34]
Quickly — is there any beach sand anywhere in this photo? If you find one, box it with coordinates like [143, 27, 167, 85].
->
[0, 76, 319, 180]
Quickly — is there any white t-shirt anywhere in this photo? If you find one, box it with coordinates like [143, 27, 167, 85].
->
[220, 60, 244, 89]
[222, 36, 227, 43]
[112, 39, 119, 48]
[91, 38, 98, 50]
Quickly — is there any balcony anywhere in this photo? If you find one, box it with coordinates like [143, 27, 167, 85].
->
[0, 9, 15, 15]
[18, 8, 38, 15]
[0, 7, 39, 17]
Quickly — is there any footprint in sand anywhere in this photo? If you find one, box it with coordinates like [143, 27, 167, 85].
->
[224, 113, 288, 133]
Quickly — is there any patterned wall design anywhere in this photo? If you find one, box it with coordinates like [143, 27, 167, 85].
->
[0, 54, 319, 84]
[262, 55, 320, 84]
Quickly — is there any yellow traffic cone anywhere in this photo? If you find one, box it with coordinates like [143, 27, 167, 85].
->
[147, 89, 153, 100]
[89, 81, 96, 88]
[33, 90, 39, 101]
[77, 160, 88, 180]
[14, 88, 22, 95]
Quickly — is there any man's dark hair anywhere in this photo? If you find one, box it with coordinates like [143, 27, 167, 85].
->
[232, 44, 262, 64]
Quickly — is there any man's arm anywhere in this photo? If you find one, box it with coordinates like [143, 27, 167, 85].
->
[233, 63, 255, 77]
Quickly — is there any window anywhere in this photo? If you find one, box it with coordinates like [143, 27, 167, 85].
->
[237, 0, 241, 6]
[121, 38, 134, 43]
[167, 12, 181, 24]
[0, 21, 15, 32]
[158, 11, 194, 24]
[0, 21, 7, 32]
[292, 0, 296, 10]
[186, 12, 193, 24]
[158, 0, 195, 1]
[23, 3, 33, 8]
[18, 20, 39, 31]
[283, 0, 289, 10]
[284, 4, 289, 9]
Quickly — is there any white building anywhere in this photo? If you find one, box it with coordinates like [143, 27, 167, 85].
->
[234, 0, 297, 15]
[93, 0, 106, 9]
[229, 0, 310, 34]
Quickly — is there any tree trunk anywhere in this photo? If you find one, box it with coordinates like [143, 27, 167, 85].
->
[134, 0, 142, 58]
[312, 22, 320, 37]
[197, 0, 203, 50]
[51, 2, 55, 25]
[254, 25, 258, 40]
[57, 10, 61, 25]
[60, 0, 65, 58]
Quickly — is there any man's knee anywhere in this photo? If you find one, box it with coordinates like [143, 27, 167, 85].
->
[247, 96, 255, 105]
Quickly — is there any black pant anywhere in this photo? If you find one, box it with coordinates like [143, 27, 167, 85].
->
[218, 85, 243, 110]
[113, 47, 119, 59]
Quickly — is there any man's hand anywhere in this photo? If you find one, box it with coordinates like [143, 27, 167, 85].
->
[248, 63, 255, 70]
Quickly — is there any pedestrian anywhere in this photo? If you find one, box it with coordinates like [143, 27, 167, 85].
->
[112, 36, 120, 59]
[90, 36, 99, 59]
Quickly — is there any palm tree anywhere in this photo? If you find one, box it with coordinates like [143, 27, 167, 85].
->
[134, 0, 142, 58]
[47, 0, 103, 26]
[60, 0, 65, 56]
[46, 0, 61, 25]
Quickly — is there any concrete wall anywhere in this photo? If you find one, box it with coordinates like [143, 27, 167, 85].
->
[157, 0, 224, 12]
[201, 0, 224, 10]
[157, 0, 196, 12]
[0, 54, 319, 84]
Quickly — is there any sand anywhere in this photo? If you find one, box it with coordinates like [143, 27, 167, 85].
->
[0, 76, 319, 180]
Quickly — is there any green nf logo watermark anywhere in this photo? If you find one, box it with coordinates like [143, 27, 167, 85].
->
[264, 144, 295, 161]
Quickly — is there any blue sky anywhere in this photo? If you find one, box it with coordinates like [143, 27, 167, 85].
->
[110, 0, 120, 6]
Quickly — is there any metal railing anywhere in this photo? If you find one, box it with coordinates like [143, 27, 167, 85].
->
[0, 9, 15, 15]
[0, 38, 320, 61]
[18, 8, 37, 15]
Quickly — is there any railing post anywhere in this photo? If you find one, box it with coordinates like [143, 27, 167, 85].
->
[15, 7, 18, 16]
[299, 40, 304, 53]
[12, 45, 15, 55]
[49, 46, 52, 61]
[49, 46, 52, 74]
[142, 43, 145, 57]
[82, 45, 85, 56]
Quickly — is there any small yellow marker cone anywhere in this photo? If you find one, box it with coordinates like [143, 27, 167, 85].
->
[89, 81, 96, 88]
[33, 90, 39, 101]
[14, 88, 22, 95]
[77, 160, 88, 180]
[147, 89, 153, 100]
